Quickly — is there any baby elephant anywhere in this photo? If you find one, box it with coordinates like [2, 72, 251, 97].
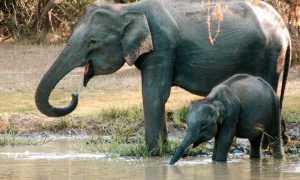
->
[169, 74, 284, 164]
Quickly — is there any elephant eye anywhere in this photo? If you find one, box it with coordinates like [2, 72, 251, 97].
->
[88, 38, 97, 46]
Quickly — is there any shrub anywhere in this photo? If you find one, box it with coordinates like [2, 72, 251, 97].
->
[0, 0, 95, 43]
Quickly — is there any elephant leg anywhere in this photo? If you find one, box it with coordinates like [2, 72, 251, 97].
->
[141, 59, 173, 154]
[249, 135, 262, 159]
[212, 128, 235, 161]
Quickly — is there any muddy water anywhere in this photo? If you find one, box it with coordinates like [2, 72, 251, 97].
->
[0, 136, 300, 179]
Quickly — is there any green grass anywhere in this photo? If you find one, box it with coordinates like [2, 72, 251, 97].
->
[84, 105, 211, 157]
[171, 106, 189, 128]
[100, 105, 143, 121]
[282, 94, 300, 122]
[0, 133, 38, 146]
[86, 135, 211, 157]
[86, 106, 176, 157]
[282, 111, 300, 122]
[87, 136, 154, 157]
[47, 118, 71, 132]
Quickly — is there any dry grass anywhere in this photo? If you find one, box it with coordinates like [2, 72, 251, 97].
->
[0, 43, 199, 117]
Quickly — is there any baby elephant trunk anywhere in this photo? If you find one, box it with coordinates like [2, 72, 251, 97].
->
[169, 133, 195, 165]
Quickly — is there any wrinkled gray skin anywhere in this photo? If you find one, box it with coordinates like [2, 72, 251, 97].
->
[169, 74, 283, 164]
[35, 0, 291, 152]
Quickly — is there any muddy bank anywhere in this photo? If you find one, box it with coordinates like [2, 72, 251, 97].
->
[3, 114, 300, 138]
[1, 113, 300, 159]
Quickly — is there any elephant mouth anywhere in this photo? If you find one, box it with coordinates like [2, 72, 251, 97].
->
[83, 61, 94, 87]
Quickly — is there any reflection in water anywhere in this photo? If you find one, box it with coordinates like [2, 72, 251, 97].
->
[168, 159, 300, 180]
[0, 137, 299, 179]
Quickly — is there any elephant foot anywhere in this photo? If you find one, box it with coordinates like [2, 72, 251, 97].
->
[146, 137, 168, 156]
[272, 152, 283, 159]
[212, 152, 228, 162]
[250, 154, 260, 159]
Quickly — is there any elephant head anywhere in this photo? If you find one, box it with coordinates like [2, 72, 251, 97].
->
[169, 100, 226, 165]
[35, 5, 153, 117]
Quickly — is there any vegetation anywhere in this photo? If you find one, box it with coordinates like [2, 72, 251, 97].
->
[168, 106, 189, 129]
[85, 105, 208, 157]
[47, 118, 71, 132]
[87, 135, 212, 157]
[0, 0, 95, 43]
[264, 0, 300, 66]
[0, 132, 38, 146]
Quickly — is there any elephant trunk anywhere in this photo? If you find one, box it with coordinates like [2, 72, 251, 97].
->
[35, 46, 82, 117]
[169, 133, 195, 165]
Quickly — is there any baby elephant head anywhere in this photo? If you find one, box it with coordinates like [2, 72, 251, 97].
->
[169, 100, 225, 165]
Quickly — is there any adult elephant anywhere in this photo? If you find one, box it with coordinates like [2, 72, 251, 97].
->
[35, 0, 291, 152]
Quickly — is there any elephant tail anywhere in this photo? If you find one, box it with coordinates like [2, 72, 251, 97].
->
[279, 43, 291, 145]
[279, 43, 291, 110]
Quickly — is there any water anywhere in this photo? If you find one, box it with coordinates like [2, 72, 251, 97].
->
[0, 136, 300, 180]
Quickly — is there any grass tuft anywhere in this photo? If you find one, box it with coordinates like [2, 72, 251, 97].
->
[0, 132, 38, 146]
[100, 105, 143, 121]
[86, 134, 212, 157]
[282, 111, 300, 122]
[171, 106, 189, 128]
[47, 118, 71, 132]
[87, 136, 182, 157]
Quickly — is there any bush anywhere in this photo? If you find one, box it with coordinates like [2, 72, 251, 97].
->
[265, 0, 300, 65]
[0, 0, 95, 43]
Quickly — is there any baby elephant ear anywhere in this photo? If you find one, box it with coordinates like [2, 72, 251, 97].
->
[212, 100, 226, 125]
[121, 12, 153, 65]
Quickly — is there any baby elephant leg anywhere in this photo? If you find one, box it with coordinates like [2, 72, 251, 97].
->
[212, 128, 235, 161]
[249, 135, 262, 159]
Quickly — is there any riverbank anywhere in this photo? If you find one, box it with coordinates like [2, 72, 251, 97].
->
[1, 119, 300, 159]
[1, 106, 300, 158]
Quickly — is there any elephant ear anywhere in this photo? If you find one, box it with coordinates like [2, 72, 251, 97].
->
[121, 12, 153, 65]
[212, 100, 226, 125]
[207, 85, 241, 125]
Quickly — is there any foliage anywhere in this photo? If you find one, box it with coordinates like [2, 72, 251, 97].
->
[47, 118, 70, 132]
[264, 0, 300, 65]
[87, 135, 211, 157]
[0, 0, 95, 43]
[282, 111, 300, 122]
[0, 132, 38, 146]
[100, 105, 143, 121]
[171, 106, 188, 128]
[93, 106, 144, 144]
